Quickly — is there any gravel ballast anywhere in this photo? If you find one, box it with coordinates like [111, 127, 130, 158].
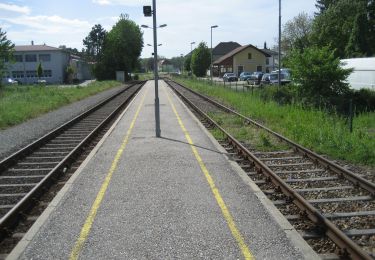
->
[0, 85, 126, 161]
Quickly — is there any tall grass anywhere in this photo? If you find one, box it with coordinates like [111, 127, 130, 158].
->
[0, 81, 122, 129]
[174, 77, 375, 166]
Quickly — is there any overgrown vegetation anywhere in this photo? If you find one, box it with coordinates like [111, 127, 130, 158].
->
[0, 81, 122, 129]
[173, 76, 375, 166]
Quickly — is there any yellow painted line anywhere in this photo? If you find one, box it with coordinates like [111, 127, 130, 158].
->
[164, 87, 254, 260]
[69, 87, 148, 260]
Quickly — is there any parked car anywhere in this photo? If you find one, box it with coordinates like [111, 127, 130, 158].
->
[223, 73, 238, 82]
[259, 73, 271, 87]
[239, 72, 252, 81]
[259, 72, 291, 86]
[247, 72, 264, 85]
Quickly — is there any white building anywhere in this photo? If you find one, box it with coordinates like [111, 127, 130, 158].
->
[341, 57, 375, 90]
[3, 44, 93, 84]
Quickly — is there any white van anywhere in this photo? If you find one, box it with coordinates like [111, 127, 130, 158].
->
[341, 57, 375, 90]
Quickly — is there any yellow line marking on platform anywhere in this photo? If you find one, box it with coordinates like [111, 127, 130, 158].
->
[164, 87, 254, 260]
[70, 87, 148, 260]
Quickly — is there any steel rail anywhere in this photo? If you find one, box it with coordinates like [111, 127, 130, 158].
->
[165, 79, 375, 196]
[0, 81, 145, 239]
[168, 80, 372, 259]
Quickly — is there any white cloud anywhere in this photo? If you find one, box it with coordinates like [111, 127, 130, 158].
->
[3, 15, 91, 33]
[92, 0, 150, 6]
[92, 0, 111, 5]
[0, 3, 30, 14]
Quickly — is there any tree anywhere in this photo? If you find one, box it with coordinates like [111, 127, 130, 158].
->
[66, 65, 76, 84]
[311, 0, 373, 58]
[0, 28, 14, 86]
[95, 14, 143, 80]
[37, 62, 43, 79]
[285, 46, 352, 106]
[184, 54, 192, 72]
[315, 0, 338, 15]
[190, 42, 210, 77]
[281, 12, 313, 53]
[83, 24, 107, 62]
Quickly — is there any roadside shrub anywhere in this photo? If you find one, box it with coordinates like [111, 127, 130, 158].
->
[133, 74, 139, 80]
[285, 46, 353, 107]
[260, 85, 297, 105]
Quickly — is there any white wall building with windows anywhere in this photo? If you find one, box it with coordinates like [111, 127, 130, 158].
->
[3, 44, 93, 84]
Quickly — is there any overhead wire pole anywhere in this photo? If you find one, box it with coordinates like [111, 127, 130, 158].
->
[278, 0, 281, 88]
[152, 0, 161, 137]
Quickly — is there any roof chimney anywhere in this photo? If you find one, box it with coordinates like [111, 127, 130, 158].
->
[264, 41, 267, 49]
[31, 40, 34, 45]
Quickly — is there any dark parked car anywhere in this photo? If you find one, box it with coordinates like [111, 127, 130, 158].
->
[239, 72, 252, 81]
[223, 73, 238, 82]
[260, 72, 291, 86]
[246, 72, 264, 85]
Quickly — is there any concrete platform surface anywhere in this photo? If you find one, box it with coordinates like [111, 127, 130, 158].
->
[9, 80, 318, 259]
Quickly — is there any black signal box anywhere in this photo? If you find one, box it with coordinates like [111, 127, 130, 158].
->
[143, 6, 152, 17]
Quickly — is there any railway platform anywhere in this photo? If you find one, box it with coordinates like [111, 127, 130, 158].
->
[8, 80, 318, 259]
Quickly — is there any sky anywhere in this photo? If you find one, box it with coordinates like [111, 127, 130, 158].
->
[0, 0, 317, 58]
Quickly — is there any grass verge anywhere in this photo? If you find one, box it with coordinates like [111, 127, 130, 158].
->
[173, 77, 375, 167]
[0, 81, 122, 129]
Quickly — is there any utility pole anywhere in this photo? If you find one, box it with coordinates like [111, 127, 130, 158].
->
[210, 25, 218, 84]
[152, 0, 161, 137]
[278, 0, 281, 88]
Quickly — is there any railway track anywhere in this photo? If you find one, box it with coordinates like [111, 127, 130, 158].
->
[0, 81, 145, 257]
[165, 79, 375, 259]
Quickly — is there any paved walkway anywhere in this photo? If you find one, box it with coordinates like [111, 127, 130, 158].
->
[9, 80, 318, 259]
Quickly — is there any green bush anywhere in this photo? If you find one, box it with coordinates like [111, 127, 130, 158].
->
[285, 46, 352, 107]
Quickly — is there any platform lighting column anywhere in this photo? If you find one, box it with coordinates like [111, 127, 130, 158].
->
[210, 25, 218, 84]
[278, 0, 281, 88]
[190, 42, 195, 53]
[152, 0, 161, 137]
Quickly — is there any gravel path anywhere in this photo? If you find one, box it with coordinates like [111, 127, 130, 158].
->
[0, 85, 126, 161]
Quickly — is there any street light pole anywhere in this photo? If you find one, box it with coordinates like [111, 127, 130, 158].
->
[152, 0, 161, 137]
[278, 0, 281, 89]
[210, 25, 218, 84]
[190, 42, 195, 53]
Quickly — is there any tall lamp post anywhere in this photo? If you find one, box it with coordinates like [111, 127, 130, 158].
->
[278, 0, 281, 88]
[190, 41, 195, 53]
[141, 17, 166, 138]
[210, 25, 218, 84]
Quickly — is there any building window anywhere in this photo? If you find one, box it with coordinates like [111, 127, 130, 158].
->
[14, 55, 23, 62]
[39, 54, 51, 62]
[26, 70, 37, 78]
[257, 66, 262, 72]
[248, 53, 252, 59]
[12, 71, 24, 78]
[2, 72, 10, 78]
[25, 54, 37, 62]
[266, 58, 269, 65]
[42, 70, 52, 77]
